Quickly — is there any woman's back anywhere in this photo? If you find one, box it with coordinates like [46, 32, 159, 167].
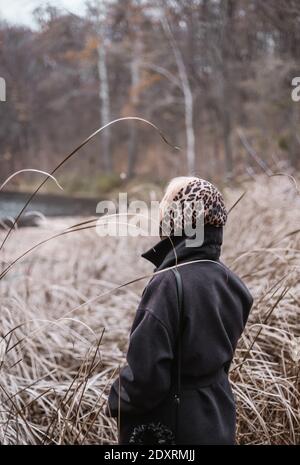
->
[178, 260, 252, 379]
[140, 227, 253, 384]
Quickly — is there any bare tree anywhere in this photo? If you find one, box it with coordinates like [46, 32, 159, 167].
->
[219, 0, 234, 179]
[127, 37, 142, 178]
[91, 0, 112, 173]
[159, 9, 196, 175]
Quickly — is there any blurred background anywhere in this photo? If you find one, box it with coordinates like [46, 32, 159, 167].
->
[0, 0, 300, 195]
[0, 0, 299, 199]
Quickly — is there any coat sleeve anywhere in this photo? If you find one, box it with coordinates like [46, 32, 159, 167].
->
[106, 273, 178, 417]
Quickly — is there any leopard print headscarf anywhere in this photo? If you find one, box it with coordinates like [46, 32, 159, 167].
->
[159, 178, 227, 238]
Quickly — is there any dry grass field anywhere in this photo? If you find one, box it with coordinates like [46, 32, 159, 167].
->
[0, 175, 299, 444]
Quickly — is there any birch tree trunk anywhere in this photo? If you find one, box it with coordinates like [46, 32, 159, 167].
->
[96, 1, 112, 173]
[127, 39, 142, 178]
[160, 16, 196, 175]
[219, 0, 234, 179]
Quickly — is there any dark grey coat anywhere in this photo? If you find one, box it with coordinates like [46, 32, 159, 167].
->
[106, 225, 253, 444]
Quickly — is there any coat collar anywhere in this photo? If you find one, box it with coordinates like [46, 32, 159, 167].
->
[141, 225, 223, 271]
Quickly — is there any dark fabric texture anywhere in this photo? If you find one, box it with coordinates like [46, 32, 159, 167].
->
[106, 225, 253, 445]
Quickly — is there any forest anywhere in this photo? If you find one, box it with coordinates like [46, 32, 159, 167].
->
[1, 0, 300, 194]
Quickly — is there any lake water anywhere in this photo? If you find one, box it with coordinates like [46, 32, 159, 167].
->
[0, 191, 100, 221]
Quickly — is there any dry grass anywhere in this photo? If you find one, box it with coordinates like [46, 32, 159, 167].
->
[0, 175, 299, 444]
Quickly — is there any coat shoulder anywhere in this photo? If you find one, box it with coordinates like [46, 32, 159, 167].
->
[219, 261, 254, 308]
[141, 268, 178, 303]
[139, 269, 179, 339]
[178, 259, 253, 311]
